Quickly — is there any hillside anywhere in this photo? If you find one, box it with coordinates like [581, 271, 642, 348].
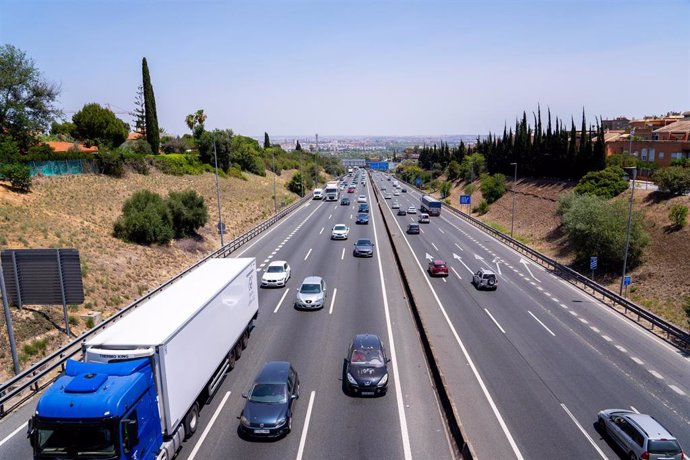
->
[0, 169, 298, 381]
[439, 179, 690, 327]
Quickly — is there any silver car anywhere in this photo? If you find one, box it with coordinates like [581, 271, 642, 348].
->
[597, 409, 684, 460]
[294, 276, 326, 310]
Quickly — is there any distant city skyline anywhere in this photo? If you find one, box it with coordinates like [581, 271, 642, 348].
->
[2, 0, 688, 137]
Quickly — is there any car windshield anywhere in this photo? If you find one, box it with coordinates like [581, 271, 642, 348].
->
[350, 348, 385, 367]
[267, 265, 285, 273]
[300, 283, 321, 293]
[357, 240, 372, 246]
[249, 383, 288, 404]
[35, 421, 117, 458]
[648, 440, 682, 454]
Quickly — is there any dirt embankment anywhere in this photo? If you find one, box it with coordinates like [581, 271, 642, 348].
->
[0, 169, 298, 382]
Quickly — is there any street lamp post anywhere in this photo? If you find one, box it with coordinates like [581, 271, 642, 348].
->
[213, 142, 224, 248]
[510, 162, 517, 238]
[315, 133, 319, 187]
[619, 166, 637, 296]
[272, 149, 277, 213]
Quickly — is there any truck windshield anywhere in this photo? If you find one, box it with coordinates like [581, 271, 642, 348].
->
[35, 420, 117, 459]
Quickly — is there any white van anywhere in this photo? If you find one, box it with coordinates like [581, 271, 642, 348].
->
[313, 188, 323, 200]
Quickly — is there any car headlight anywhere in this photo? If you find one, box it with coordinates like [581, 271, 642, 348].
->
[240, 415, 250, 426]
[377, 373, 388, 387]
[276, 417, 287, 426]
[347, 373, 358, 385]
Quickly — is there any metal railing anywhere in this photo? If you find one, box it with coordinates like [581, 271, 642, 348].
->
[0, 193, 312, 417]
[402, 179, 690, 351]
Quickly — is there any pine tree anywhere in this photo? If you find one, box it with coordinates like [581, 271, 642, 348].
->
[142, 57, 160, 154]
[295, 140, 302, 151]
[264, 132, 271, 149]
[568, 118, 577, 179]
[130, 85, 146, 138]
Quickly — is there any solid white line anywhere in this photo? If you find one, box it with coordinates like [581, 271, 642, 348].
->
[274, 288, 290, 313]
[0, 421, 27, 448]
[319, 227, 324, 235]
[431, 242, 439, 251]
[561, 403, 609, 460]
[669, 384, 686, 396]
[295, 391, 316, 460]
[451, 266, 462, 280]
[484, 308, 506, 334]
[649, 370, 664, 379]
[528, 311, 555, 337]
[341, 248, 345, 260]
[329, 288, 338, 315]
[188, 391, 232, 460]
[304, 248, 312, 261]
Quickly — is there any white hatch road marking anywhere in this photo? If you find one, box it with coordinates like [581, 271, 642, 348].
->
[528, 311, 555, 337]
[649, 370, 664, 379]
[188, 391, 232, 460]
[0, 421, 28, 448]
[304, 248, 312, 261]
[274, 289, 290, 313]
[484, 308, 506, 334]
[319, 227, 324, 235]
[451, 266, 462, 280]
[295, 391, 316, 460]
[669, 385, 686, 396]
[631, 357, 644, 365]
[329, 288, 338, 315]
[341, 248, 345, 260]
[431, 242, 439, 251]
[561, 404, 609, 460]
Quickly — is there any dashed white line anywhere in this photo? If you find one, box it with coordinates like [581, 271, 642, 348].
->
[528, 311, 556, 336]
[454, 243, 463, 251]
[341, 248, 345, 260]
[438, 228, 445, 234]
[561, 404, 609, 460]
[295, 391, 316, 460]
[319, 227, 324, 235]
[188, 391, 232, 460]
[602, 335, 612, 342]
[578, 318, 589, 325]
[328, 214, 332, 219]
[590, 326, 600, 333]
[569, 310, 578, 317]
[451, 266, 462, 280]
[431, 242, 439, 251]
[560, 303, 568, 309]
[615, 345, 627, 353]
[273, 288, 291, 313]
[304, 248, 312, 261]
[263, 259, 269, 263]
[649, 370, 664, 379]
[442, 277, 447, 283]
[630, 357, 644, 365]
[669, 385, 686, 396]
[484, 308, 506, 334]
[329, 288, 338, 315]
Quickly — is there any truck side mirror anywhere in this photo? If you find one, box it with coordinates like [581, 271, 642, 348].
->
[125, 419, 139, 450]
[27, 418, 34, 446]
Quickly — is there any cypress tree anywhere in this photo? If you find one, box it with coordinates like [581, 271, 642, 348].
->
[568, 118, 577, 179]
[142, 57, 160, 154]
[295, 140, 302, 151]
[264, 132, 271, 149]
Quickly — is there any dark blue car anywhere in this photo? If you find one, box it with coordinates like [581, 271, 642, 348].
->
[239, 362, 299, 438]
[356, 213, 369, 224]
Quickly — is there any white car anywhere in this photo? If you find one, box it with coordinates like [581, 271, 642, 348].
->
[392, 201, 400, 209]
[394, 191, 400, 196]
[261, 261, 291, 288]
[331, 224, 350, 240]
[407, 206, 417, 214]
[418, 213, 430, 223]
[357, 195, 367, 203]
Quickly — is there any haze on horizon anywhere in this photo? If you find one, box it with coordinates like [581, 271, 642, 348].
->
[1, 0, 688, 138]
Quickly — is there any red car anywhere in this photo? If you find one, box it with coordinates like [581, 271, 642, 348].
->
[347, 186, 356, 193]
[428, 259, 449, 277]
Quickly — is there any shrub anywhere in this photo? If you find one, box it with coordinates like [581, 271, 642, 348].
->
[574, 166, 629, 199]
[96, 152, 125, 177]
[473, 199, 489, 215]
[480, 173, 507, 204]
[669, 204, 688, 229]
[113, 190, 174, 245]
[439, 181, 452, 198]
[85, 316, 95, 329]
[68, 315, 79, 326]
[153, 154, 204, 175]
[161, 137, 187, 154]
[0, 163, 32, 191]
[0, 137, 20, 163]
[22, 338, 48, 357]
[167, 190, 209, 238]
[556, 192, 577, 216]
[287, 172, 305, 196]
[654, 167, 690, 195]
[684, 296, 690, 327]
[463, 183, 476, 195]
[127, 139, 153, 155]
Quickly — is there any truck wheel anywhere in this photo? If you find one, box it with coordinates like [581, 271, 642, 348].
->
[241, 330, 249, 349]
[234, 342, 243, 359]
[228, 349, 236, 370]
[183, 403, 199, 439]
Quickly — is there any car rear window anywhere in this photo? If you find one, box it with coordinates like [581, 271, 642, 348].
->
[301, 283, 321, 293]
[648, 440, 682, 454]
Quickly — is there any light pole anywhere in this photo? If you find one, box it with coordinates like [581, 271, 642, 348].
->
[510, 162, 517, 238]
[315, 133, 319, 187]
[299, 141, 304, 197]
[213, 142, 224, 248]
[619, 166, 637, 296]
[272, 148, 277, 212]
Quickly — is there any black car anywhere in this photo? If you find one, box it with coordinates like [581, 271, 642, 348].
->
[340, 197, 350, 205]
[397, 209, 407, 216]
[407, 223, 420, 234]
[344, 334, 389, 396]
[358, 203, 369, 213]
[239, 362, 299, 438]
[353, 238, 374, 257]
[401, 188, 407, 193]
[356, 213, 369, 225]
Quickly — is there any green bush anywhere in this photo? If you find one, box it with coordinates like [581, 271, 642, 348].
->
[96, 152, 125, 177]
[574, 166, 629, 199]
[463, 183, 476, 195]
[480, 173, 507, 204]
[561, 194, 649, 270]
[670, 158, 690, 168]
[473, 199, 489, 215]
[684, 296, 690, 327]
[0, 137, 20, 163]
[113, 190, 174, 245]
[22, 338, 48, 357]
[85, 316, 95, 329]
[167, 190, 209, 238]
[556, 192, 577, 216]
[654, 167, 690, 195]
[0, 163, 32, 191]
[669, 204, 688, 228]
[287, 172, 305, 196]
[68, 315, 79, 326]
[153, 154, 204, 175]
[439, 181, 452, 198]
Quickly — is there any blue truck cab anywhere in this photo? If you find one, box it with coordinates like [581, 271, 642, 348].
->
[29, 358, 162, 460]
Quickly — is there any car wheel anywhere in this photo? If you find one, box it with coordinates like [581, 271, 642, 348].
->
[287, 416, 292, 434]
[597, 417, 606, 435]
[629, 453, 637, 460]
[234, 342, 242, 359]
[228, 348, 236, 370]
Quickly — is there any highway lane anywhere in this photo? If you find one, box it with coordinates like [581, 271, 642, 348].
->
[0, 178, 453, 459]
[374, 174, 690, 458]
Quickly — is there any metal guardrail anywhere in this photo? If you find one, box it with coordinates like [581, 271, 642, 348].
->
[402, 180, 690, 351]
[0, 193, 313, 417]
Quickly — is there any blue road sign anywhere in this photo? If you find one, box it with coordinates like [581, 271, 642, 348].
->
[460, 195, 471, 205]
[217, 221, 226, 234]
[415, 177, 422, 186]
[590, 256, 598, 270]
[624, 275, 632, 286]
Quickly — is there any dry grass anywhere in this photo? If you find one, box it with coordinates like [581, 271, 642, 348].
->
[0, 168, 298, 381]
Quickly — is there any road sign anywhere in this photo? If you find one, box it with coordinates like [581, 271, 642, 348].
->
[590, 256, 598, 270]
[217, 222, 226, 234]
[624, 275, 632, 286]
[415, 177, 422, 186]
[460, 195, 471, 205]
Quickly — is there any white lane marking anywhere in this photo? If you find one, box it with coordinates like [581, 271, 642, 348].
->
[631, 357, 644, 365]
[267, 255, 273, 259]
[537, 286, 544, 291]
[370, 192, 413, 460]
[578, 318, 589, 325]
[561, 404, 609, 460]
[442, 277, 447, 283]
[484, 308, 506, 334]
[569, 310, 578, 317]
[431, 242, 439, 251]
[528, 311, 556, 337]
[560, 303, 568, 309]
[271, 251, 277, 255]
[438, 228, 445, 234]
[319, 227, 324, 235]
[454, 243, 463, 251]
[0, 421, 28, 448]
[649, 370, 664, 379]
[420, 228, 425, 234]
[630, 406, 640, 413]
[451, 266, 462, 280]
[188, 391, 232, 460]
[263, 259, 270, 263]
[273, 288, 291, 313]
[295, 391, 316, 460]
[544, 291, 551, 297]
[328, 214, 332, 219]
[329, 288, 338, 315]
[669, 385, 686, 396]
[602, 335, 612, 342]
[590, 326, 601, 333]
[615, 345, 627, 353]
[304, 248, 312, 261]
[341, 248, 345, 260]
[520, 258, 541, 282]
[350, 214, 353, 219]
[259, 263, 266, 268]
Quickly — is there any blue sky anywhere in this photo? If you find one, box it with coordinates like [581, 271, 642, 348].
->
[2, 0, 688, 137]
